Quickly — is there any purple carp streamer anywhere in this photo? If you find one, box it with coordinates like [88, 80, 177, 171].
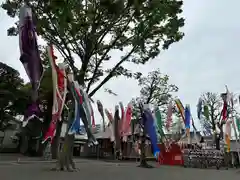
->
[184, 104, 191, 143]
[19, 4, 43, 134]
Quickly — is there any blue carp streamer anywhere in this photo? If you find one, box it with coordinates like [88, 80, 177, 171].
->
[184, 105, 191, 129]
[142, 108, 160, 158]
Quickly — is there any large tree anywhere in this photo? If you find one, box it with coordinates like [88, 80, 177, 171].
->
[2, 0, 184, 97]
[0, 62, 27, 131]
[131, 69, 178, 168]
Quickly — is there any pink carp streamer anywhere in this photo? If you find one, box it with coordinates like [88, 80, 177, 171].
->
[122, 102, 133, 142]
[43, 45, 67, 144]
[165, 102, 173, 131]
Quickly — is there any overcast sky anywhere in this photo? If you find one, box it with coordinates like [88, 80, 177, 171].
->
[1, 0, 240, 130]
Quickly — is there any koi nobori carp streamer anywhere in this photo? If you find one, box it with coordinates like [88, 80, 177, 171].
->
[175, 99, 185, 124]
[42, 45, 67, 143]
[197, 97, 211, 135]
[154, 106, 165, 140]
[236, 117, 240, 132]
[122, 102, 133, 142]
[203, 105, 209, 121]
[197, 97, 203, 119]
[184, 105, 191, 129]
[78, 85, 98, 146]
[105, 108, 114, 124]
[97, 100, 105, 132]
[166, 102, 173, 131]
[90, 103, 96, 129]
[19, 4, 43, 135]
[105, 108, 115, 141]
[119, 102, 125, 135]
[221, 86, 230, 121]
[68, 79, 83, 135]
[79, 85, 92, 127]
[224, 120, 232, 152]
[114, 105, 121, 152]
[184, 104, 191, 143]
[142, 104, 160, 158]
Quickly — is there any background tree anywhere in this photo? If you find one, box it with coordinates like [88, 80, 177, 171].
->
[0, 62, 28, 131]
[201, 92, 223, 149]
[2, 0, 184, 97]
[131, 69, 178, 167]
[138, 69, 178, 110]
[132, 69, 178, 121]
[201, 92, 222, 131]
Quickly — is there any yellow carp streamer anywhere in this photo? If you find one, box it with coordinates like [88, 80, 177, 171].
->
[175, 99, 185, 124]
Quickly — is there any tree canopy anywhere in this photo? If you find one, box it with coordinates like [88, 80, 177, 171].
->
[2, 0, 184, 97]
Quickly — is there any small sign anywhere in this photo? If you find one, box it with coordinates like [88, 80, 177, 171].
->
[175, 155, 182, 160]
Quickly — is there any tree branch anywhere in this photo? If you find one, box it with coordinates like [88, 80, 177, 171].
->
[86, 16, 133, 93]
[146, 78, 156, 104]
[89, 47, 136, 97]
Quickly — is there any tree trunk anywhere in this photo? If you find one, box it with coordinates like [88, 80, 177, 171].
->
[138, 126, 153, 168]
[51, 120, 63, 159]
[19, 129, 29, 155]
[215, 134, 220, 150]
[215, 123, 224, 150]
[36, 91, 53, 157]
[52, 102, 77, 172]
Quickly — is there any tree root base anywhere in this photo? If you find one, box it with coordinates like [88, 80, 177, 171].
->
[50, 167, 80, 172]
[137, 162, 154, 168]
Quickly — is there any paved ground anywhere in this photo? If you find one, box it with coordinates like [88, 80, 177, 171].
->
[0, 159, 239, 180]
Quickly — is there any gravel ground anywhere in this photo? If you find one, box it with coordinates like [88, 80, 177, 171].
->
[0, 159, 239, 180]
